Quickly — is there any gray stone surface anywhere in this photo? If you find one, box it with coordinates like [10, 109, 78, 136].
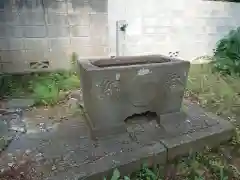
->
[48, 38, 70, 50]
[78, 55, 190, 138]
[0, 38, 24, 51]
[0, 108, 26, 152]
[1, 0, 240, 72]
[23, 26, 47, 38]
[47, 26, 69, 38]
[24, 38, 48, 50]
[6, 98, 35, 109]
[0, 0, 108, 73]
[108, 0, 240, 60]
[0, 101, 234, 180]
[70, 26, 90, 37]
[20, 12, 45, 26]
[0, 120, 9, 138]
[68, 13, 90, 26]
[47, 13, 68, 25]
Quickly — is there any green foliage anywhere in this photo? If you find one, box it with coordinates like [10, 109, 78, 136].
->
[0, 53, 80, 105]
[135, 164, 159, 180]
[0, 71, 80, 105]
[212, 27, 240, 76]
[107, 166, 162, 180]
[106, 156, 231, 180]
[211, 0, 240, 2]
[111, 169, 121, 180]
[186, 64, 240, 119]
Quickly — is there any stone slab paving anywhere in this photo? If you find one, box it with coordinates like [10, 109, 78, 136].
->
[0, 101, 234, 180]
[0, 108, 26, 153]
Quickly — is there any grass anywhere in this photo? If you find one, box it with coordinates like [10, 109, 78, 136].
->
[186, 63, 240, 121]
[0, 52, 80, 105]
[0, 71, 80, 105]
[107, 63, 240, 180]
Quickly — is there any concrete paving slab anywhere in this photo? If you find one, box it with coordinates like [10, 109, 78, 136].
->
[5, 98, 35, 109]
[0, 101, 234, 180]
[160, 100, 234, 161]
[162, 119, 233, 161]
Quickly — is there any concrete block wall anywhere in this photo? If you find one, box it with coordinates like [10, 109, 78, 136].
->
[0, 0, 108, 73]
[1, 0, 240, 73]
[108, 0, 240, 61]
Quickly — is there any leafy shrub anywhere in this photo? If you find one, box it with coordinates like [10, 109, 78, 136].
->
[210, 0, 240, 2]
[0, 53, 80, 105]
[0, 72, 80, 105]
[212, 27, 240, 76]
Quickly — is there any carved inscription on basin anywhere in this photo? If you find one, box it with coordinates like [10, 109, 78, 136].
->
[78, 55, 190, 138]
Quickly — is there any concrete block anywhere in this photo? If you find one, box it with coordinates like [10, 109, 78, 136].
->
[6, 98, 35, 109]
[78, 55, 190, 138]
[48, 38, 70, 50]
[47, 25, 69, 37]
[145, 35, 168, 44]
[24, 38, 48, 50]
[142, 17, 158, 27]
[0, 0, 4, 10]
[89, 0, 108, 13]
[0, 24, 7, 37]
[0, 50, 26, 64]
[9, 26, 25, 38]
[210, 9, 228, 18]
[19, 12, 45, 25]
[0, 51, 11, 63]
[162, 120, 234, 161]
[70, 0, 86, 9]
[6, 63, 29, 73]
[3, 11, 22, 25]
[19, 0, 43, 9]
[44, 0, 68, 12]
[24, 50, 48, 63]
[71, 36, 108, 52]
[89, 13, 108, 26]
[8, 38, 25, 50]
[0, 12, 5, 23]
[90, 45, 108, 56]
[208, 17, 235, 27]
[0, 25, 24, 38]
[83, 143, 166, 180]
[89, 14, 108, 45]
[90, 20, 107, 36]
[71, 37, 91, 47]
[154, 26, 172, 34]
[143, 27, 156, 34]
[47, 49, 71, 69]
[23, 26, 47, 38]
[216, 25, 235, 34]
[47, 12, 68, 25]
[70, 25, 90, 37]
[0, 38, 24, 50]
[90, 36, 108, 47]
[68, 13, 90, 26]
[72, 45, 107, 57]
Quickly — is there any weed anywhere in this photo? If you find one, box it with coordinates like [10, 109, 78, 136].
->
[107, 166, 163, 180]
[185, 63, 240, 179]
[186, 63, 240, 120]
[212, 27, 240, 76]
[0, 53, 80, 105]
